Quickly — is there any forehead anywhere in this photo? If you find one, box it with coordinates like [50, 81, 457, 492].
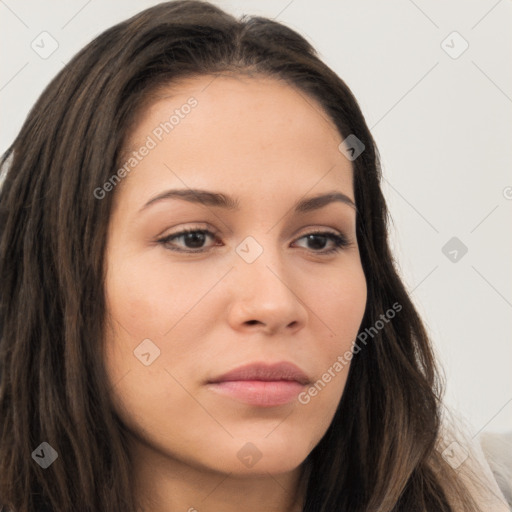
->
[116, 74, 354, 211]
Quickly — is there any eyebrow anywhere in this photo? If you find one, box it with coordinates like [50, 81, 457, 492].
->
[140, 188, 356, 214]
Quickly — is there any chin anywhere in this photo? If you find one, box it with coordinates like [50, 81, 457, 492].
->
[199, 437, 312, 476]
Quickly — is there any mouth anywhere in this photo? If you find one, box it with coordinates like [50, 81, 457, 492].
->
[206, 361, 311, 407]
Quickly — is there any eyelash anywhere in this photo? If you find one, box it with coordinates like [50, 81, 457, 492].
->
[157, 227, 351, 255]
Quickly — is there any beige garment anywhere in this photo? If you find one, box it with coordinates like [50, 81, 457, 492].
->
[478, 431, 512, 509]
[439, 408, 510, 511]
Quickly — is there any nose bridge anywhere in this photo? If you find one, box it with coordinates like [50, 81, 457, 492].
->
[227, 232, 307, 332]
[235, 233, 290, 294]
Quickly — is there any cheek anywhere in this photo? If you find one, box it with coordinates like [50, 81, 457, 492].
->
[293, 261, 366, 415]
[104, 252, 216, 338]
[312, 261, 367, 344]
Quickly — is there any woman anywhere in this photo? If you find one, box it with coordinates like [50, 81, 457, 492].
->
[0, 1, 508, 511]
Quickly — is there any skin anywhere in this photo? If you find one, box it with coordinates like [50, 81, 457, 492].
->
[103, 74, 367, 512]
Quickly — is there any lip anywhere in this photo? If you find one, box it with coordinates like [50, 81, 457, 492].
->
[206, 361, 310, 407]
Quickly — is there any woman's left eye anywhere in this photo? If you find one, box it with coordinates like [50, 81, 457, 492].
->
[157, 228, 351, 254]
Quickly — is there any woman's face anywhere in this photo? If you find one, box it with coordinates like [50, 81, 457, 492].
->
[103, 74, 367, 476]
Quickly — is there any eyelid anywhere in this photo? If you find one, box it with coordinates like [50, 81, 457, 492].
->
[157, 222, 349, 240]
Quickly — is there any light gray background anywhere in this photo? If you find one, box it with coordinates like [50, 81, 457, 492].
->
[1, 0, 511, 433]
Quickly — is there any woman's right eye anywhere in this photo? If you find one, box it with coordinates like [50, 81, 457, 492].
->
[157, 229, 219, 253]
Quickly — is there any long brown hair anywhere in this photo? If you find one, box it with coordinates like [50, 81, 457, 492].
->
[0, 1, 482, 510]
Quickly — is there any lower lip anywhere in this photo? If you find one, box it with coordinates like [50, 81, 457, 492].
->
[207, 380, 306, 407]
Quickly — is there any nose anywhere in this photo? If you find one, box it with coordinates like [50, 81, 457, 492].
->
[226, 246, 308, 336]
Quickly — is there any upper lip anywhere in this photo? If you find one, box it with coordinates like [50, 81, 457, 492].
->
[207, 361, 311, 385]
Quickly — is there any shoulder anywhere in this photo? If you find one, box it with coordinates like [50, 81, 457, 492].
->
[478, 430, 512, 509]
[437, 408, 511, 511]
